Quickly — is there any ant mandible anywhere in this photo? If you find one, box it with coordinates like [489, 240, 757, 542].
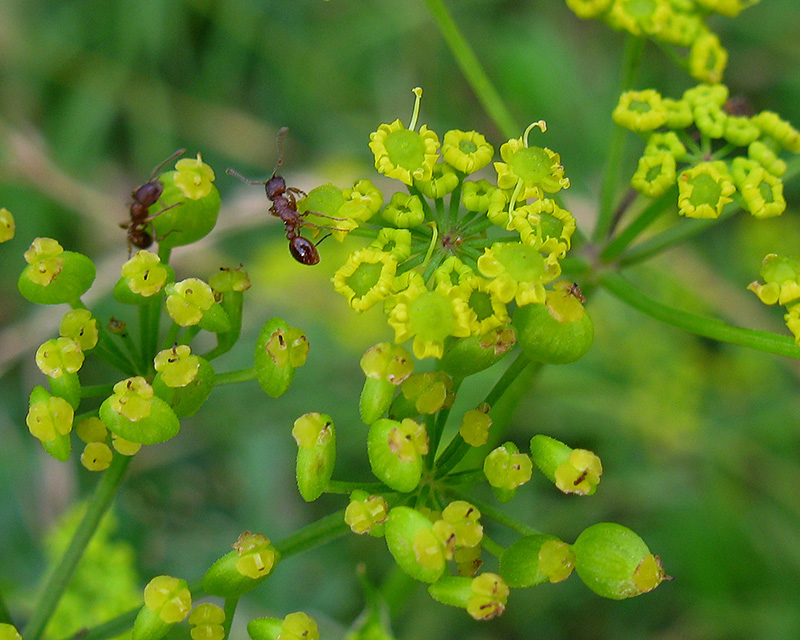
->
[122, 148, 185, 252]
[226, 127, 345, 265]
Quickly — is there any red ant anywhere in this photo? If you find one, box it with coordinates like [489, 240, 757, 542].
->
[122, 148, 185, 252]
[226, 127, 345, 265]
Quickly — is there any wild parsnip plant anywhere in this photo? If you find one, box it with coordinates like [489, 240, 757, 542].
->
[2, 1, 800, 640]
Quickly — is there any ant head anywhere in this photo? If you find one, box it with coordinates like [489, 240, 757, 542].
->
[133, 181, 164, 206]
[265, 174, 286, 200]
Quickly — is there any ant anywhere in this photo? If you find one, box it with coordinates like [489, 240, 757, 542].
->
[122, 148, 185, 252]
[226, 127, 346, 265]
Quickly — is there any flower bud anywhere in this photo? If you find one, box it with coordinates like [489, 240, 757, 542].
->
[572, 522, 670, 599]
[99, 377, 180, 444]
[115, 251, 174, 304]
[368, 418, 428, 493]
[359, 343, 413, 424]
[500, 534, 575, 587]
[428, 573, 509, 620]
[203, 532, 280, 598]
[483, 442, 532, 503]
[189, 603, 226, 640]
[133, 576, 191, 640]
[439, 326, 516, 379]
[18, 238, 96, 305]
[165, 278, 231, 333]
[344, 490, 389, 537]
[248, 612, 319, 640]
[0, 208, 14, 242]
[151, 156, 221, 249]
[384, 506, 447, 583]
[254, 318, 309, 398]
[459, 404, 492, 447]
[208, 265, 250, 357]
[81, 441, 114, 471]
[60, 308, 98, 351]
[26, 385, 73, 461]
[152, 346, 215, 418]
[399, 372, 454, 415]
[530, 434, 602, 496]
[513, 284, 593, 364]
[292, 413, 336, 502]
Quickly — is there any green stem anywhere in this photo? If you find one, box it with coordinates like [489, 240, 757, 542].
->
[0, 589, 12, 625]
[273, 509, 349, 559]
[221, 597, 239, 640]
[325, 480, 388, 494]
[160, 321, 181, 352]
[213, 366, 257, 386]
[452, 491, 540, 537]
[599, 271, 800, 358]
[593, 34, 645, 242]
[23, 454, 132, 640]
[80, 383, 115, 399]
[480, 534, 505, 558]
[599, 186, 677, 262]
[422, 0, 518, 139]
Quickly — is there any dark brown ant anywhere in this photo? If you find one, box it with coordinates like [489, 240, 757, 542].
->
[122, 148, 185, 252]
[226, 127, 346, 265]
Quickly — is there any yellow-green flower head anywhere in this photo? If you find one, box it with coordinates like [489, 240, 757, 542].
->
[166, 278, 215, 326]
[486, 188, 512, 228]
[645, 131, 687, 160]
[369, 118, 440, 186]
[462, 180, 497, 213]
[723, 115, 760, 147]
[784, 303, 800, 345]
[662, 97, 694, 129]
[565, 0, 613, 19]
[387, 418, 429, 461]
[753, 111, 800, 154]
[477, 242, 556, 306]
[401, 372, 455, 414]
[453, 273, 510, 336]
[110, 377, 154, 421]
[658, 9, 704, 47]
[677, 161, 735, 219]
[511, 199, 576, 260]
[441, 130, 495, 174]
[748, 140, 787, 177]
[296, 183, 358, 241]
[689, 31, 728, 83]
[143, 576, 192, 624]
[333, 247, 397, 312]
[154, 345, 201, 387]
[23, 237, 65, 285]
[483, 442, 533, 491]
[360, 342, 414, 383]
[174, 153, 216, 200]
[605, 0, 673, 37]
[554, 448, 603, 495]
[369, 227, 413, 261]
[631, 151, 677, 198]
[415, 162, 459, 199]
[386, 272, 471, 359]
[276, 612, 320, 640]
[81, 441, 113, 472]
[382, 192, 426, 228]
[122, 250, 169, 297]
[460, 406, 492, 447]
[189, 603, 226, 640]
[0, 208, 15, 242]
[112, 432, 142, 456]
[733, 162, 785, 219]
[747, 254, 800, 306]
[466, 573, 509, 621]
[27, 394, 74, 442]
[60, 308, 98, 351]
[494, 138, 569, 195]
[694, 0, 759, 18]
[341, 178, 384, 222]
[693, 103, 727, 139]
[433, 256, 474, 292]
[612, 89, 668, 133]
[683, 83, 729, 109]
[209, 264, 251, 293]
[35, 337, 84, 378]
[76, 416, 108, 443]
[345, 490, 389, 535]
[233, 532, 278, 580]
[439, 501, 483, 548]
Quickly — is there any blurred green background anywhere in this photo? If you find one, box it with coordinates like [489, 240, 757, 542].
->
[2, 1, 800, 639]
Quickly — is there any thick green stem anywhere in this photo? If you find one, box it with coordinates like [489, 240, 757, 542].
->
[593, 34, 645, 242]
[422, 0, 518, 139]
[273, 509, 349, 559]
[599, 271, 800, 358]
[23, 454, 132, 640]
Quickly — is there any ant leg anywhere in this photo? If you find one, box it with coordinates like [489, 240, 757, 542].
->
[301, 208, 347, 222]
[143, 201, 183, 223]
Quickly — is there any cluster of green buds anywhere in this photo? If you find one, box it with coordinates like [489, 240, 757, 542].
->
[316, 88, 593, 369]
[18, 153, 307, 470]
[566, 0, 761, 83]
[748, 254, 800, 344]
[614, 83, 799, 219]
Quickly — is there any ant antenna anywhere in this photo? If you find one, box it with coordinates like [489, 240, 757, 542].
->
[149, 148, 186, 181]
[273, 127, 289, 176]
[225, 168, 268, 185]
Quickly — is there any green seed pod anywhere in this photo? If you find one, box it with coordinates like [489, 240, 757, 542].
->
[48, 371, 82, 410]
[247, 618, 283, 640]
[530, 434, 602, 496]
[19, 248, 96, 305]
[384, 506, 446, 583]
[500, 534, 575, 587]
[572, 522, 669, 600]
[292, 413, 336, 502]
[152, 349, 216, 418]
[254, 318, 309, 398]
[99, 378, 180, 445]
[248, 612, 319, 640]
[439, 327, 516, 379]
[203, 532, 280, 598]
[151, 164, 221, 249]
[26, 385, 73, 461]
[427, 576, 473, 608]
[513, 286, 593, 365]
[208, 266, 250, 358]
[367, 418, 428, 493]
[359, 343, 413, 424]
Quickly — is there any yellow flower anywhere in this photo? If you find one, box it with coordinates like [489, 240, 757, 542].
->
[332, 248, 397, 312]
[369, 119, 440, 186]
[441, 130, 494, 174]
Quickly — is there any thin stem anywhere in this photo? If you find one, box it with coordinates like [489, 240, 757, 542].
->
[451, 490, 540, 536]
[481, 534, 505, 558]
[422, 0, 518, 139]
[23, 454, 132, 640]
[593, 34, 645, 242]
[80, 383, 115, 399]
[600, 186, 677, 262]
[273, 509, 349, 559]
[221, 597, 239, 640]
[599, 271, 800, 358]
[213, 366, 257, 386]
[325, 480, 388, 494]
